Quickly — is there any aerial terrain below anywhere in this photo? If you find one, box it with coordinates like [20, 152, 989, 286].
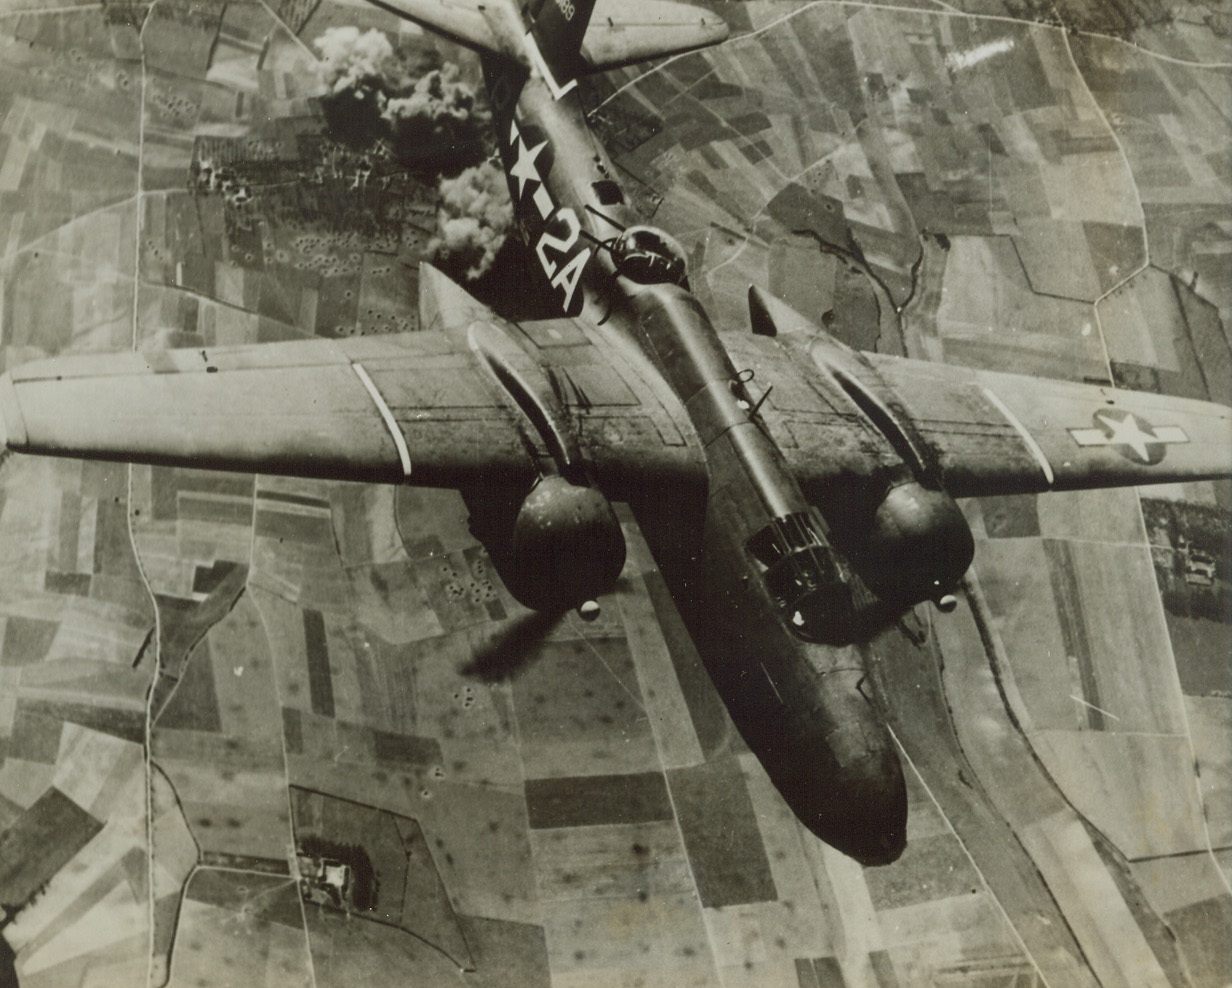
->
[0, 1, 1229, 986]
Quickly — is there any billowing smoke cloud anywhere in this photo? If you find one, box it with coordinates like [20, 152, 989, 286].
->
[312, 27, 508, 277]
[430, 161, 513, 280]
[382, 63, 489, 165]
[312, 27, 489, 168]
[382, 64, 476, 127]
[313, 26, 394, 97]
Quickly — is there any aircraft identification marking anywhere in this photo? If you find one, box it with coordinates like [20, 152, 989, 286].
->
[509, 135, 547, 198]
[1068, 409, 1188, 465]
[509, 121, 592, 315]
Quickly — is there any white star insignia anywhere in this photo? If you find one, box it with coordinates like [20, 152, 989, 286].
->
[509, 131, 548, 200]
[1068, 409, 1189, 464]
[1095, 410, 1155, 462]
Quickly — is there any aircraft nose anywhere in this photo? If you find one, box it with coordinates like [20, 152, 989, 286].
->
[695, 645, 908, 867]
[771, 730, 908, 867]
[829, 754, 908, 866]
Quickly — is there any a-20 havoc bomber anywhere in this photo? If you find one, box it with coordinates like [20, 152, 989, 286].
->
[1, 0, 1230, 867]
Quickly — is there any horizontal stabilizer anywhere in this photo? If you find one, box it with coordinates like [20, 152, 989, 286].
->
[582, 0, 729, 71]
[371, 0, 728, 69]
[369, 0, 500, 53]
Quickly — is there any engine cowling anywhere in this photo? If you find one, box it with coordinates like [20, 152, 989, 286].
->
[858, 481, 974, 606]
[506, 475, 627, 612]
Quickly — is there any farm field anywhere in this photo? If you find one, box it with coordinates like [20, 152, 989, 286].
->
[0, 1, 1228, 987]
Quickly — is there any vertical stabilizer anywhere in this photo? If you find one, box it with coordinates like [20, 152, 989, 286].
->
[525, 0, 598, 83]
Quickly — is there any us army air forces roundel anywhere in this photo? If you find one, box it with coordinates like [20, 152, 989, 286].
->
[1068, 408, 1190, 466]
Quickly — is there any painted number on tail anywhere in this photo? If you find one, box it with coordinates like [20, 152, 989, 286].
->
[535, 208, 591, 313]
[509, 120, 590, 315]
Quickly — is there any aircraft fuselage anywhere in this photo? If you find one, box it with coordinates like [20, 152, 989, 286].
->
[486, 62, 909, 863]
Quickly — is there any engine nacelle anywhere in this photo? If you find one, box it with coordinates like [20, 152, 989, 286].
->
[506, 475, 626, 613]
[858, 481, 974, 606]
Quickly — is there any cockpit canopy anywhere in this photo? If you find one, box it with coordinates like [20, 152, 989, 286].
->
[611, 225, 689, 288]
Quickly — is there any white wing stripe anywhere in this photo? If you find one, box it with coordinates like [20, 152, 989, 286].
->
[352, 362, 412, 478]
[981, 385, 1055, 488]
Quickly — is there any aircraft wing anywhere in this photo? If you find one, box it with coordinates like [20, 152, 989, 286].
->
[720, 332, 1232, 500]
[865, 355, 1232, 496]
[0, 319, 702, 500]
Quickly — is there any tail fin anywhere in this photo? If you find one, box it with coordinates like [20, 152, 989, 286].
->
[525, 0, 597, 82]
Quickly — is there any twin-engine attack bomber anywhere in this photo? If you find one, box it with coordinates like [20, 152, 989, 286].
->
[2, 0, 1231, 866]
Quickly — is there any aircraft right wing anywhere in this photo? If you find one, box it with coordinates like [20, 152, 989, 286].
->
[0, 271, 704, 501]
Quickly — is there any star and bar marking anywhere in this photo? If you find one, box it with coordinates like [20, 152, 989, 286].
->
[1068, 408, 1188, 465]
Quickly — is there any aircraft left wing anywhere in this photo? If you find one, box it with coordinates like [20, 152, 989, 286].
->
[0, 326, 702, 499]
[719, 330, 1232, 500]
[865, 354, 1232, 496]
